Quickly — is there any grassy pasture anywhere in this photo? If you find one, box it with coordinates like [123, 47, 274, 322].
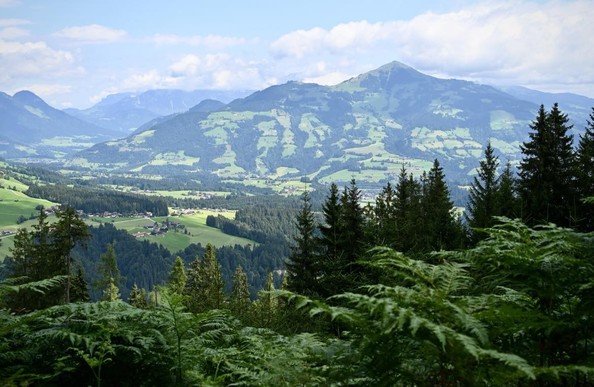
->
[86, 209, 254, 253]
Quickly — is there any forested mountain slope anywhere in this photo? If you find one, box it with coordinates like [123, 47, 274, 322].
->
[72, 61, 542, 182]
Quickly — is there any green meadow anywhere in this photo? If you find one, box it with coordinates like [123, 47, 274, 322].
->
[86, 209, 255, 253]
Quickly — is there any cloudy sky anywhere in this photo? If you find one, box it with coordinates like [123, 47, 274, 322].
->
[1, 0, 592, 109]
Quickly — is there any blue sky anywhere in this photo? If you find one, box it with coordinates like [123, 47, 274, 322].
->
[1, 0, 592, 108]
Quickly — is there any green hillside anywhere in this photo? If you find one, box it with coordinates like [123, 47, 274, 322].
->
[0, 177, 55, 228]
[71, 61, 540, 184]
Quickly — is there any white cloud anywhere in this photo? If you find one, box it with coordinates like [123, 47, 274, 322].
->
[0, 40, 81, 83]
[0, 18, 30, 39]
[120, 69, 179, 90]
[152, 33, 247, 47]
[169, 54, 202, 77]
[93, 53, 273, 100]
[0, 18, 29, 27]
[303, 71, 353, 86]
[0, 26, 28, 39]
[169, 53, 232, 77]
[167, 54, 271, 90]
[53, 24, 127, 43]
[11, 83, 72, 97]
[269, 1, 594, 95]
[271, 21, 395, 59]
[393, 1, 594, 90]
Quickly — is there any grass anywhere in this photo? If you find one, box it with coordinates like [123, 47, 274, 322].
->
[0, 187, 55, 227]
[86, 210, 255, 253]
[2, 208, 255, 262]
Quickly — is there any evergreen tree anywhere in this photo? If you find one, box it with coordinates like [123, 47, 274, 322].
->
[518, 103, 577, 227]
[422, 159, 463, 253]
[317, 183, 343, 297]
[394, 168, 423, 254]
[254, 272, 278, 328]
[229, 266, 251, 321]
[575, 107, 594, 231]
[369, 182, 397, 247]
[5, 228, 36, 310]
[286, 190, 319, 296]
[337, 179, 366, 290]
[168, 256, 187, 295]
[6, 208, 64, 310]
[70, 264, 90, 302]
[128, 283, 149, 308]
[184, 244, 225, 313]
[318, 183, 342, 264]
[496, 161, 518, 219]
[466, 142, 500, 241]
[31, 207, 53, 281]
[102, 276, 121, 301]
[52, 206, 91, 303]
[184, 257, 201, 311]
[96, 243, 121, 297]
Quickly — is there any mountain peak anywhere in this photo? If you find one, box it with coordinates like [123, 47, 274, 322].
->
[377, 60, 416, 71]
[13, 90, 47, 106]
[339, 60, 429, 91]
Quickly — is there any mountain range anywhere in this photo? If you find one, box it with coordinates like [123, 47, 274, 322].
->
[68, 61, 594, 183]
[0, 91, 116, 160]
[64, 89, 253, 134]
[2, 61, 593, 185]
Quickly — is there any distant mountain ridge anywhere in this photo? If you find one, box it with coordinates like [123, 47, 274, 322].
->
[498, 85, 594, 127]
[72, 61, 577, 183]
[65, 89, 254, 133]
[3, 61, 592, 185]
[0, 91, 115, 160]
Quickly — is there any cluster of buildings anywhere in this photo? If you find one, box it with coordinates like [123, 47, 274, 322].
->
[133, 218, 185, 238]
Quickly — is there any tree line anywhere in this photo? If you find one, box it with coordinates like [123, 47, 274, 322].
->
[2, 211, 288, 303]
[26, 183, 169, 216]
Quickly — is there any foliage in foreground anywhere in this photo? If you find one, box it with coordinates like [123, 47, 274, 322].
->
[1, 219, 593, 386]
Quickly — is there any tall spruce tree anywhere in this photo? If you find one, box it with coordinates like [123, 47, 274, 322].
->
[575, 107, 594, 231]
[254, 272, 278, 328]
[338, 179, 366, 290]
[394, 168, 424, 254]
[518, 103, 577, 227]
[184, 244, 225, 313]
[422, 159, 463, 253]
[496, 162, 518, 219]
[230, 266, 251, 321]
[128, 283, 149, 308]
[70, 264, 90, 302]
[102, 276, 121, 301]
[466, 142, 500, 241]
[317, 183, 343, 297]
[96, 243, 121, 297]
[286, 190, 320, 296]
[369, 182, 397, 247]
[168, 256, 187, 295]
[52, 206, 91, 303]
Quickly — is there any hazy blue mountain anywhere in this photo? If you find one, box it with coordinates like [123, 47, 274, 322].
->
[65, 89, 252, 133]
[0, 91, 115, 160]
[499, 85, 594, 131]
